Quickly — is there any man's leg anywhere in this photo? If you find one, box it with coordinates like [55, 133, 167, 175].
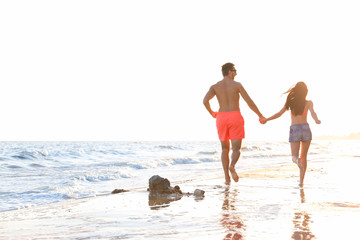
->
[229, 139, 242, 182]
[220, 140, 231, 184]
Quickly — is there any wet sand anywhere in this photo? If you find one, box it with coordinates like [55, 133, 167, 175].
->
[1, 156, 360, 239]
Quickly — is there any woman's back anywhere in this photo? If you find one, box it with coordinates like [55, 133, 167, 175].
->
[290, 100, 310, 124]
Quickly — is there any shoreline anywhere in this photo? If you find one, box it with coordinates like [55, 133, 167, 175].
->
[1, 156, 360, 239]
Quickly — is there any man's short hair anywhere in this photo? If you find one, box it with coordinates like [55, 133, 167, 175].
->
[222, 62, 235, 77]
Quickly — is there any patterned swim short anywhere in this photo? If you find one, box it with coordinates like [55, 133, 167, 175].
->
[289, 123, 312, 142]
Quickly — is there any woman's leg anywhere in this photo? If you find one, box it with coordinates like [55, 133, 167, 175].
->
[290, 142, 301, 167]
[299, 141, 311, 187]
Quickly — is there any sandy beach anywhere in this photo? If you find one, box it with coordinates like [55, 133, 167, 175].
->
[1, 152, 359, 240]
[2, 0, 360, 238]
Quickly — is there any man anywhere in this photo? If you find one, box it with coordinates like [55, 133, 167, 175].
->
[203, 62, 265, 185]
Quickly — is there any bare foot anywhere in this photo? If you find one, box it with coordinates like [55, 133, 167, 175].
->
[292, 157, 302, 168]
[297, 159, 302, 168]
[225, 176, 231, 185]
[229, 166, 239, 182]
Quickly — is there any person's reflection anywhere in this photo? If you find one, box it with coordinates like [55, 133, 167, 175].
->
[221, 187, 245, 240]
[291, 188, 316, 240]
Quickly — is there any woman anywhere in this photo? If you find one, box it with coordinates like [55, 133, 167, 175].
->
[263, 82, 321, 187]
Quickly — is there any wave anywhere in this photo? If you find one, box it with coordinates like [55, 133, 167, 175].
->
[29, 163, 45, 168]
[74, 170, 133, 183]
[156, 145, 183, 150]
[6, 164, 23, 169]
[197, 151, 217, 155]
[75, 175, 122, 182]
[199, 158, 217, 163]
[242, 153, 290, 159]
[173, 158, 200, 164]
[172, 157, 216, 164]
[241, 145, 272, 152]
[110, 157, 211, 169]
[112, 162, 148, 169]
[11, 150, 49, 160]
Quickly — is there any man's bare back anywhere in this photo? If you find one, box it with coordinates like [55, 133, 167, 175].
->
[204, 77, 261, 116]
[212, 79, 242, 112]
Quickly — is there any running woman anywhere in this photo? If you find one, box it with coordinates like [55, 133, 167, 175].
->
[262, 82, 321, 187]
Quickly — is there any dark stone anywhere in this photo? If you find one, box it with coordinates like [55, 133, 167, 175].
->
[111, 189, 129, 194]
[149, 175, 171, 192]
[174, 185, 182, 194]
[147, 176, 206, 208]
[148, 175, 183, 194]
[194, 189, 205, 197]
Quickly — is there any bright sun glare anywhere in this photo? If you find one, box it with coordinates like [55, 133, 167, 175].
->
[0, 1, 359, 141]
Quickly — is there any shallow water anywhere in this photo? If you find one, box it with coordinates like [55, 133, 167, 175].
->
[0, 140, 295, 212]
[1, 140, 360, 239]
[1, 158, 359, 240]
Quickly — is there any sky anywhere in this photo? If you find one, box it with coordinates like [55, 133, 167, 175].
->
[1, 0, 359, 141]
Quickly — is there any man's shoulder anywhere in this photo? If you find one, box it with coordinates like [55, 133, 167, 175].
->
[234, 81, 243, 86]
[215, 79, 225, 84]
[211, 80, 224, 88]
[232, 81, 243, 89]
[215, 79, 242, 85]
[212, 80, 243, 89]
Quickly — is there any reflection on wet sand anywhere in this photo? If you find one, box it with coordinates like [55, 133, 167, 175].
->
[291, 188, 315, 240]
[221, 187, 245, 240]
[148, 192, 182, 210]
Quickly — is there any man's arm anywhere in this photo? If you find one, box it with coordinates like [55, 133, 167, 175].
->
[203, 86, 217, 118]
[238, 83, 264, 120]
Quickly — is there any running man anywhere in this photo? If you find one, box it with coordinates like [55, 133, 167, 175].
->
[203, 62, 265, 185]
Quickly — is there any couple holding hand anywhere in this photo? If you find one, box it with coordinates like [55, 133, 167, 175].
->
[203, 62, 321, 187]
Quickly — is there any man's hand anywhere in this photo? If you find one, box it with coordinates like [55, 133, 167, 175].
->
[259, 116, 267, 124]
[211, 112, 218, 118]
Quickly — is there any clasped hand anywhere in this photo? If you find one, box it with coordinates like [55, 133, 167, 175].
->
[259, 116, 267, 124]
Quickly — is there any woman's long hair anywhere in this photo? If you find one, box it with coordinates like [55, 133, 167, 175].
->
[284, 82, 308, 116]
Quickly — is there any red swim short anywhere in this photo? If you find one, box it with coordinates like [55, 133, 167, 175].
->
[216, 111, 245, 141]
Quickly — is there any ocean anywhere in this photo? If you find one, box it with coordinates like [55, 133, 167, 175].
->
[1, 140, 355, 213]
